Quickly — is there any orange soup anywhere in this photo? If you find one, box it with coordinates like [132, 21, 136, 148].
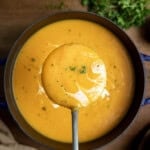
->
[13, 19, 134, 143]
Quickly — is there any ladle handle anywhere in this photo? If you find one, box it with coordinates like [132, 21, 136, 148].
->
[72, 110, 79, 150]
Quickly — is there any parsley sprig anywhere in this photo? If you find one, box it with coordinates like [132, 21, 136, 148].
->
[81, 0, 150, 29]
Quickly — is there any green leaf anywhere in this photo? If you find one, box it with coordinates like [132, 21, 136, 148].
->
[81, 0, 150, 29]
[82, 0, 90, 6]
[79, 66, 87, 74]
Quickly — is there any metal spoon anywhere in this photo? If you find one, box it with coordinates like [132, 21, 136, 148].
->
[72, 109, 79, 150]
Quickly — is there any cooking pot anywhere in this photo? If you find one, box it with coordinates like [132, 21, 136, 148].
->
[1, 11, 150, 150]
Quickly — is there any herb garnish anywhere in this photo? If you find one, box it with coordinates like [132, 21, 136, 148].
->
[69, 66, 76, 71]
[42, 106, 46, 111]
[31, 57, 36, 62]
[79, 66, 87, 74]
[81, 0, 150, 29]
[67, 65, 87, 74]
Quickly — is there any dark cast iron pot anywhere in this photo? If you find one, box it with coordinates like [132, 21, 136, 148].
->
[1, 11, 150, 150]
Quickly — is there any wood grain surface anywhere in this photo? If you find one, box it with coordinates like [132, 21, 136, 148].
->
[0, 0, 150, 150]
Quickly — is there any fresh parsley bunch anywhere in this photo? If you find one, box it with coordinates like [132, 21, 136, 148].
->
[82, 0, 150, 29]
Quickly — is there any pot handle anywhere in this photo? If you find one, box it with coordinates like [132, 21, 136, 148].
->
[140, 53, 150, 61]
[0, 57, 7, 109]
[0, 54, 150, 109]
[140, 53, 150, 106]
[0, 99, 8, 109]
[0, 57, 7, 66]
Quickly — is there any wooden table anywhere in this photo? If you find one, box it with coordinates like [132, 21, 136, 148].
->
[0, 0, 150, 150]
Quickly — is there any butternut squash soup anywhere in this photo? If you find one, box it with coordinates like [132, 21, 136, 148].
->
[13, 19, 134, 143]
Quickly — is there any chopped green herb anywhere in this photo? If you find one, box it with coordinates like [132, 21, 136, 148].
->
[81, 0, 150, 29]
[42, 106, 46, 111]
[79, 66, 87, 74]
[59, 1, 65, 9]
[69, 66, 76, 71]
[31, 57, 36, 62]
[82, 0, 89, 6]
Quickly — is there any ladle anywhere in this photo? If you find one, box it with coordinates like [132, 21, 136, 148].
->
[41, 43, 107, 150]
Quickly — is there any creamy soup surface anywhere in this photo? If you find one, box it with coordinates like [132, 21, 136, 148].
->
[13, 19, 134, 143]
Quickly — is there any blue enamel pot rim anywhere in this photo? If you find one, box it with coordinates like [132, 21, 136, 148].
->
[3, 11, 146, 150]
